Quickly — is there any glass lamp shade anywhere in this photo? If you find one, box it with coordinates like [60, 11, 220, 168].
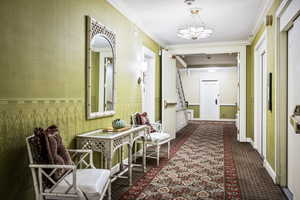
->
[177, 25, 213, 40]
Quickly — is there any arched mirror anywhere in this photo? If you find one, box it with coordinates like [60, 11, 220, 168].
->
[86, 16, 116, 119]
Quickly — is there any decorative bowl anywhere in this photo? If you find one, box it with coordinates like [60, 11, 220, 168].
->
[112, 119, 126, 129]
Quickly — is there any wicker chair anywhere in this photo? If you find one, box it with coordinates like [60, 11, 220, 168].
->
[131, 113, 171, 166]
[26, 135, 111, 200]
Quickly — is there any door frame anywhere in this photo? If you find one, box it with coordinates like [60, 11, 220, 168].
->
[275, 0, 300, 186]
[254, 31, 267, 158]
[168, 44, 247, 142]
[161, 49, 177, 139]
[142, 46, 156, 123]
[199, 80, 220, 120]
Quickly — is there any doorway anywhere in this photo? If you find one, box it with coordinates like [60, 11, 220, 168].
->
[169, 45, 246, 142]
[200, 80, 220, 120]
[287, 16, 300, 199]
[142, 46, 156, 123]
[254, 32, 267, 158]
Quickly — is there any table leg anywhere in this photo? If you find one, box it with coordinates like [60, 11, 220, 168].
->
[167, 141, 170, 159]
[156, 144, 160, 166]
[128, 144, 132, 186]
[120, 146, 123, 171]
[107, 156, 112, 200]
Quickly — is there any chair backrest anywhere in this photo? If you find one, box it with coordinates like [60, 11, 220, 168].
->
[131, 112, 139, 127]
[26, 135, 37, 164]
[26, 135, 41, 200]
[131, 112, 154, 141]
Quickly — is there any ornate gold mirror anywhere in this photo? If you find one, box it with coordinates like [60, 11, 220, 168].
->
[86, 16, 116, 119]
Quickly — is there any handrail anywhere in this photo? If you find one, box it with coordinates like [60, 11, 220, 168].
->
[176, 70, 187, 108]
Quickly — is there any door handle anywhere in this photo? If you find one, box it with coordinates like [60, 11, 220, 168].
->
[290, 105, 300, 134]
[164, 100, 177, 108]
[215, 99, 218, 105]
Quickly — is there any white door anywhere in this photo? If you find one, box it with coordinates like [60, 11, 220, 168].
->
[200, 80, 220, 120]
[287, 17, 300, 199]
[142, 47, 155, 123]
[162, 50, 177, 139]
[254, 35, 267, 158]
[261, 52, 267, 159]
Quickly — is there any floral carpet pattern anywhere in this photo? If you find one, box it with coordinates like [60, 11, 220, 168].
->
[121, 121, 241, 200]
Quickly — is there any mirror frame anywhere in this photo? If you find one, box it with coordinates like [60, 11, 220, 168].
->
[86, 16, 116, 119]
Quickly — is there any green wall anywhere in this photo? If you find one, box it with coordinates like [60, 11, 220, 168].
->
[188, 105, 236, 119]
[246, 0, 281, 170]
[188, 105, 200, 118]
[0, 0, 161, 199]
[220, 105, 237, 119]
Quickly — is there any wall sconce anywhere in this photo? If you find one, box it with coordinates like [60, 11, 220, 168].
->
[138, 61, 148, 84]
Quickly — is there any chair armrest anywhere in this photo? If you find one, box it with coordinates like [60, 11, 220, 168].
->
[67, 149, 95, 169]
[151, 122, 162, 132]
[30, 164, 78, 195]
[29, 164, 76, 169]
[67, 149, 92, 153]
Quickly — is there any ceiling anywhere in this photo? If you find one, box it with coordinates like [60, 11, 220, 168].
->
[182, 53, 238, 68]
[108, 0, 270, 46]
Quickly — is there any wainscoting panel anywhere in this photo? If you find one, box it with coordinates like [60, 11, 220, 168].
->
[0, 97, 141, 199]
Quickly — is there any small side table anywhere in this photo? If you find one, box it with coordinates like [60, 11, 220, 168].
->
[76, 125, 148, 200]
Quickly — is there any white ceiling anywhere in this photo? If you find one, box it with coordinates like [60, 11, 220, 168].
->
[108, 0, 271, 46]
[184, 53, 238, 67]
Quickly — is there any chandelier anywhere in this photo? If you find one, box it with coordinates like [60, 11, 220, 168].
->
[177, 8, 213, 40]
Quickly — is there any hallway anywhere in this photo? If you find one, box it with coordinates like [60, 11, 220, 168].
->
[1, 0, 300, 199]
[111, 122, 286, 200]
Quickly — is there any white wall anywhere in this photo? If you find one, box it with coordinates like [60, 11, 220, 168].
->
[180, 68, 237, 105]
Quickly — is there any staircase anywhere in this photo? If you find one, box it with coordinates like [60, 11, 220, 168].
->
[176, 70, 189, 131]
[176, 70, 187, 109]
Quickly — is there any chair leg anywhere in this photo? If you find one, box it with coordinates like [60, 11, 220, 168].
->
[156, 144, 160, 166]
[134, 142, 137, 162]
[107, 180, 111, 200]
[167, 141, 170, 159]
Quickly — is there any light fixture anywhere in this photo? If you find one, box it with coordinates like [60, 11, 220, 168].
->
[177, 8, 213, 40]
[184, 0, 195, 5]
[138, 61, 148, 85]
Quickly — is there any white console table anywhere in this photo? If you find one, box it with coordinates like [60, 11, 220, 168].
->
[76, 125, 148, 199]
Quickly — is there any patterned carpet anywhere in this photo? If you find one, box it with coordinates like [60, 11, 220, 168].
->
[109, 121, 286, 200]
[119, 121, 240, 200]
[225, 124, 286, 200]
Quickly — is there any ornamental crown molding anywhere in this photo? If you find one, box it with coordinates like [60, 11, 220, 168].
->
[167, 40, 250, 51]
[248, 0, 275, 43]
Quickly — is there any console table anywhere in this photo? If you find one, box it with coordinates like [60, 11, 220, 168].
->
[76, 125, 148, 198]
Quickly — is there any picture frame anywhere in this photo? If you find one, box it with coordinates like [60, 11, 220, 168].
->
[268, 72, 272, 111]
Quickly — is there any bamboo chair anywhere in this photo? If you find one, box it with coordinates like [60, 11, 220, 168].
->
[26, 135, 111, 200]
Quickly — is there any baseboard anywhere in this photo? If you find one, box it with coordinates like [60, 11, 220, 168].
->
[190, 118, 236, 122]
[282, 187, 294, 200]
[263, 159, 277, 183]
[246, 137, 254, 148]
[176, 122, 188, 132]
